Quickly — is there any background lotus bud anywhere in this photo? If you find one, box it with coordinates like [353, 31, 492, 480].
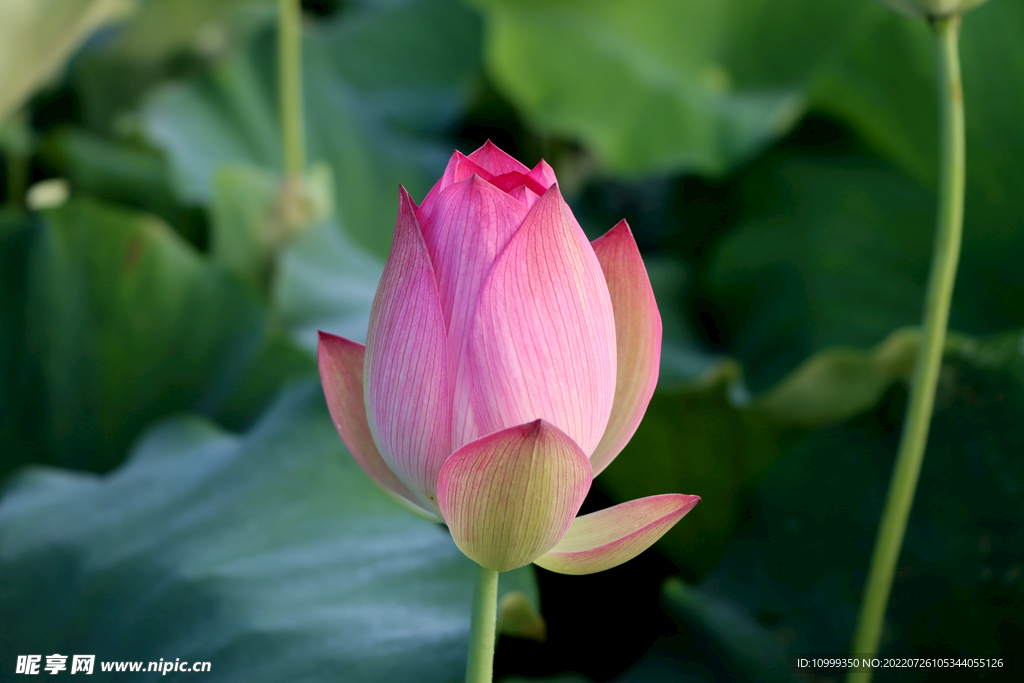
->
[880, 0, 987, 18]
[319, 141, 699, 573]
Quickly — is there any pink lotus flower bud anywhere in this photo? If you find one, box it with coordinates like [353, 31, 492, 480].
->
[319, 142, 699, 573]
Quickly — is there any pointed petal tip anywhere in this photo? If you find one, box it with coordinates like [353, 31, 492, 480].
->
[533, 493, 698, 575]
[609, 218, 631, 237]
[529, 159, 558, 190]
[468, 140, 531, 176]
[591, 218, 637, 253]
[365, 188, 451, 502]
[397, 184, 417, 211]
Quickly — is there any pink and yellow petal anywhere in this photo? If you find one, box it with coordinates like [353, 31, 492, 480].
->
[588, 220, 663, 476]
[534, 494, 700, 575]
[437, 420, 593, 572]
[317, 332, 441, 519]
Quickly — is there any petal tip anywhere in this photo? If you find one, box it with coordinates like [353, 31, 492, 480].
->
[534, 492, 699, 575]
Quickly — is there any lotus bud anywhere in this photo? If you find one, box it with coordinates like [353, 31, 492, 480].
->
[319, 141, 699, 573]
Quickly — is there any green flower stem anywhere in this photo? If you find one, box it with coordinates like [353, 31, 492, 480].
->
[466, 565, 499, 683]
[278, 0, 305, 179]
[848, 14, 965, 682]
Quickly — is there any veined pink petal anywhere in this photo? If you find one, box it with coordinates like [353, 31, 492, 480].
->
[534, 494, 699, 575]
[364, 187, 452, 503]
[317, 333, 442, 519]
[437, 420, 593, 572]
[488, 171, 548, 197]
[417, 152, 494, 225]
[506, 184, 541, 208]
[452, 185, 617, 455]
[419, 176, 529, 423]
[588, 220, 663, 475]
[467, 139, 531, 176]
[527, 159, 557, 191]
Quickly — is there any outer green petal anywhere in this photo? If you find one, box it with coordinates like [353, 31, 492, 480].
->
[534, 494, 699, 575]
[437, 420, 593, 572]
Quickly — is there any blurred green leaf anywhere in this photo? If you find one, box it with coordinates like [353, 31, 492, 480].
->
[704, 144, 1024, 391]
[272, 212, 382, 350]
[37, 128, 187, 229]
[66, 0, 273, 132]
[816, 1, 1023, 208]
[470, 0, 861, 177]
[706, 153, 935, 389]
[18, 198, 310, 474]
[210, 164, 287, 290]
[0, 212, 47, 475]
[812, 1, 1024, 351]
[661, 579, 793, 682]
[143, 0, 482, 258]
[0, 383, 537, 681]
[692, 331, 1024, 674]
[211, 162, 336, 292]
[599, 328, 922, 576]
[110, 0, 272, 64]
[0, 0, 133, 124]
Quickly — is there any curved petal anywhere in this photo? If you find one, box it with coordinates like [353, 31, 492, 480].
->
[467, 139, 531, 176]
[437, 420, 593, 572]
[488, 171, 548, 197]
[527, 159, 557, 191]
[318, 332, 442, 520]
[420, 175, 529, 349]
[364, 187, 451, 503]
[588, 220, 663, 475]
[418, 151, 494, 223]
[452, 185, 617, 455]
[534, 494, 699, 575]
[506, 184, 541, 209]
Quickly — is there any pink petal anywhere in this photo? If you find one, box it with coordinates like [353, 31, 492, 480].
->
[534, 494, 700, 575]
[452, 185, 617, 455]
[488, 171, 548, 197]
[417, 152, 494, 225]
[437, 419, 593, 571]
[588, 220, 663, 475]
[317, 332, 441, 519]
[364, 186, 452, 503]
[527, 159, 557, 191]
[506, 184, 542, 208]
[467, 139, 531, 176]
[418, 175, 530, 423]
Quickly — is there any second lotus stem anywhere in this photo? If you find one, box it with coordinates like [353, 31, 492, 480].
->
[278, 0, 305, 180]
[848, 13, 966, 682]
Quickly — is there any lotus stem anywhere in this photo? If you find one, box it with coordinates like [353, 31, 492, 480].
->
[847, 13, 965, 682]
[466, 565, 499, 683]
[278, 0, 305, 179]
